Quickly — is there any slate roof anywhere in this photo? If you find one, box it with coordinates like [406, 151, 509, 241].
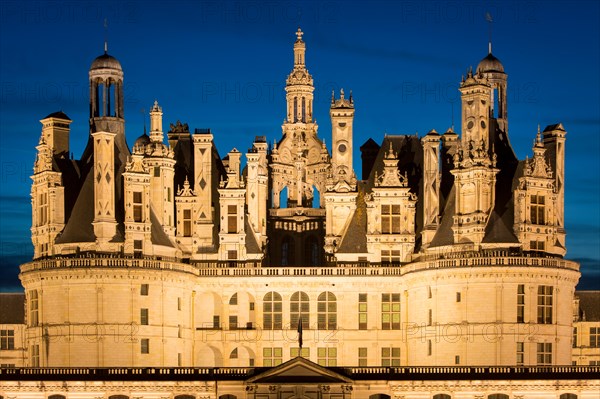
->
[576, 291, 600, 322]
[0, 293, 25, 324]
[43, 111, 71, 120]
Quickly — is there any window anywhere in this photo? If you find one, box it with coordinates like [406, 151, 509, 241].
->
[229, 293, 238, 305]
[249, 302, 255, 311]
[141, 338, 149, 354]
[381, 293, 400, 330]
[516, 342, 524, 365]
[381, 204, 400, 234]
[29, 290, 39, 326]
[140, 308, 149, 325]
[154, 166, 160, 177]
[133, 191, 143, 222]
[455, 355, 460, 365]
[178, 297, 182, 311]
[530, 194, 545, 225]
[31, 344, 39, 367]
[530, 239, 545, 251]
[263, 347, 282, 366]
[0, 330, 14, 350]
[290, 347, 309, 357]
[381, 249, 401, 263]
[317, 291, 337, 330]
[428, 286, 432, 299]
[229, 315, 238, 330]
[178, 353, 182, 366]
[456, 292, 461, 302]
[381, 347, 400, 366]
[38, 192, 48, 226]
[573, 327, 577, 348]
[358, 347, 368, 366]
[290, 291, 309, 330]
[358, 293, 368, 330]
[428, 339, 432, 356]
[537, 286, 553, 324]
[488, 395, 509, 399]
[183, 209, 192, 237]
[228, 250, 237, 260]
[228, 205, 237, 233]
[560, 394, 578, 399]
[433, 395, 451, 399]
[517, 284, 525, 323]
[178, 325, 182, 338]
[590, 327, 600, 347]
[134, 240, 143, 256]
[230, 348, 238, 359]
[213, 315, 220, 329]
[263, 292, 282, 330]
[428, 309, 433, 326]
[317, 347, 337, 366]
[140, 284, 149, 296]
[537, 342, 552, 365]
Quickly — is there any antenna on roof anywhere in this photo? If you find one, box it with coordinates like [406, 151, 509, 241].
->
[104, 18, 108, 54]
[485, 12, 493, 54]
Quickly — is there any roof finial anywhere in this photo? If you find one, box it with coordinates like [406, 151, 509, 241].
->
[104, 18, 108, 54]
[296, 27, 303, 42]
[485, 12, 493, 54]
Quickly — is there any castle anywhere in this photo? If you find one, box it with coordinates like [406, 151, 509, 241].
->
[3, 28, 588, 374]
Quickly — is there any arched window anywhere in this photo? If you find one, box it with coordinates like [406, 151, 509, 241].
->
[488, 395, 509, 399]
[560, 394, 578, 399]
[369, 395, 390, 399]
[219, 396, 237, 399]
[318, 292, 337, 330]
[230, 348, 238, 359]
[175, 396, 195, 399]
[263, 292, 282, 330]
[108, 396, 129, 399]
[49, 395, 67, 399]
[433, 394, 451, 399]
[229, 293, 238, 305]
[291, 291, 309, 329]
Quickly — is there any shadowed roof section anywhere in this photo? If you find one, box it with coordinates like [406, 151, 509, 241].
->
[576, 291, 600, 321]
[0, 293, 25, 324]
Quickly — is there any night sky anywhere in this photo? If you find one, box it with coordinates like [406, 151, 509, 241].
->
[0, 1, 598, 291]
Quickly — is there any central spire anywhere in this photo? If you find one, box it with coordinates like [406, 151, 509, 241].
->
[285, 28, 314, 124]
[294, 27, 306, 67]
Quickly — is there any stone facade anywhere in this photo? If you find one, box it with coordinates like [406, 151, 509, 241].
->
[0, 29, 591, 373]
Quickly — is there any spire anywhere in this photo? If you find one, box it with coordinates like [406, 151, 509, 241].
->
[485, 12, 493, 54]
[103, 18, 108, 54]
[293, 27, 306, 67]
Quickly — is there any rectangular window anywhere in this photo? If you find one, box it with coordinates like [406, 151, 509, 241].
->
[381, 347, 400, 367]
[290, 347, 310, 357]
[140, 308, 149, 325]
[381, 293, 401, 330]
[141, 338, 149, 354]
[31, 344, 40, 367]
[517, 342, 524, 366]
[133, 191, 143, 222]
[381, 204, 401, 234]
[358, 347, 368, 366]
[263, 347, 282, 366]
[456, 292, 461, 302]
[317, 347, 337, 366]
[530, 194, 545, 225]
[229, 315, 238, 330]
[427, 339, 432, 356]
[167, 187, 171, 202]
[183, 209, 192, 237]
[537, 286, 553, 324]
[0, 330, 15, 350]
[140, 284, 149, 296]
[228, 250, 237, 260]
[227, 205, 237, 233]
[381, 249, 401, 263]
[455, 355, 460, 365]
[530, 240, 545, 251]
[29, 290, 39, 327]
[213, 315, 220, 329]
[358, 293, 367, 330]
[428, 309, 433, 326]
[536, 342, 552, 365]
[38, 193, 48, 226]
[590, 327, 600, 348]
[178, 353, 182, 366]
[249, 302, 255, 311]
[177, 297, 182, 311]
[517, 284, 525, 323]
[573, 327, 578, 348]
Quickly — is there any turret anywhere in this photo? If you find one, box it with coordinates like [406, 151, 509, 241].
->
[330, 89, 355, 180]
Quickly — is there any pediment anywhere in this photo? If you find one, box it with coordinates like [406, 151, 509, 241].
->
[246, 356, 352, 384]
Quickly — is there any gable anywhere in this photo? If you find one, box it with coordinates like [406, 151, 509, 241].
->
[247, 357, 352, 384]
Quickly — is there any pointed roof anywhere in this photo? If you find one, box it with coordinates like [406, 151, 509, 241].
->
[246, 356, 352, 384]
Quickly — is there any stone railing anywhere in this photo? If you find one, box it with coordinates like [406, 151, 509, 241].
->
[20, 254, 579, 277]
[1, 365, 598, 381]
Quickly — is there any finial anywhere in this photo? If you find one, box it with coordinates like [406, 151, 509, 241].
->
[104, 18, 108, 54]
[349, 90, 353, 103]
[296, 27, 304, 41]
[340, 88, 344, 100]
[485, 12, 493, 54]
[331, 89, 335, 104]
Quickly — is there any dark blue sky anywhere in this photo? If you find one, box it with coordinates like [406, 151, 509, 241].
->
[0, 1, 598, 291]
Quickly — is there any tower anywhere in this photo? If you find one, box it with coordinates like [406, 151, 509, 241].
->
[330, 89, 355, 180]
